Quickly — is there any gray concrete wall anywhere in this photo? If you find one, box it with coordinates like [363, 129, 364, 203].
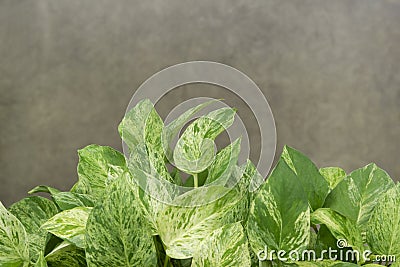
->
[1, 0, 399, 206]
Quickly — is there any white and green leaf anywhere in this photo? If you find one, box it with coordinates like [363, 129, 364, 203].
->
[144, 107, 174, 182]
[324, 163, 395, 230]
[311, 208, 364, 253]
[247, 159, 310, 255]
[118, 98, 154, 151]
[34, 252, 47, 267]
[157, 186, 244, 259]
[73, 144, 127, 199]
[0, 202, 29, 267]
[9, 196, 58, 263]
[366, 184, 400, 257]
[173, 107, 236, 174]
[45, 242, 86, 267]
[85, 172, 157, 266]
[319, 167, 346, 190]
[205, 138, 241, 186]
[28, 185, 61, 195]
[162, 100, 215, 160]
[52, 192, 95, 211]
[42, 207, 92, 249]
[192, 222, 251, 267]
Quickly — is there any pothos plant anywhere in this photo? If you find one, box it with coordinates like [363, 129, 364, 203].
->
[0, 99, 399, 267]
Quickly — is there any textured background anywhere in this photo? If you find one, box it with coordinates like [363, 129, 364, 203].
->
[1, 0, 399, 206]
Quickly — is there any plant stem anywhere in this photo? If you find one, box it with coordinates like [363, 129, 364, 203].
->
[163, 254, 170, 267]
[194, 173, 198, 188]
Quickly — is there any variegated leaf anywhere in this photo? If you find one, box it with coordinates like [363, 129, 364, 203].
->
[162, 100, 215, 160]
[45, 242, 86, 267]
[205, 138, 241, 186]
[52, 192, 95, 211]
[173, 107, 236, 174]
[85, 172, 157, 266]
[9, 196, 58, 263]
[118, 98, 153, 151]
[192, 222, 251, 267]
[157, 185, 244, 259]
[73, 144, 127, 199]
[0, 202, 29, 267]
[34, 252, 47, 267]
[28, 185, 61, 195]
[144, 107, 174, 182]
[42, 207, 92, 249]
[29, 185, 95, 211]
[319, 167, 346, 190]
[311, 208, 364, 253]
[324, 163, 395, 230]
[366, 184, 400, 257]
[282, 146, 330, 211]
[247, 159, 310, 256]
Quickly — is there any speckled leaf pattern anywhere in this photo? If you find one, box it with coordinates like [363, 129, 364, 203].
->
[34, 252, 47, 267]
[173, 107, 236, 174]
[9, 196, 58, 263]
[192, 222, 251, 267]
[85, 172, 157, 266]
[205, 138, 241, 185]
[366, 184, 400, 257]
[247, 159, 310, 255]
[118, 98, 153, 150]
[157, 186, 244, 259]
[74, 144, 127, 199]
[45, 242, 87, 267]
[319, 167, 346, 190]
[162, 100, 215, 160]
[324, 163, 395, 230]
[282, 146, 330, 211]
[144, 107, 174, 182]
[311, 208, 364, 252]
[52, 192, 95, 210]
[42, 207, 92, 249]
[28, 185, 61, 195]
[0, 202, 29, 267]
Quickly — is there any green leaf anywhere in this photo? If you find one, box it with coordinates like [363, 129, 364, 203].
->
[144, 107, 174, 182]
[74, 144, 127, 199]
[118, 99, 154, 151]
[157, 186, 244, 259]
[162, 100, 215, 160]
[173, 107, 236, 174]
[42, 207, 92, 249]
[34, 252, 47, 267]
[313, 225, 339, 259]
[192, 222, 251, 267]
[52, 192, 95, 211]
[45, 242, 86, 267]
[29, 185, 95, 211]
[319, 167, 346, 190]
[311, 208, 364, 253]
[9, 196, 58, 263]
[28, 185, 61, 195]
[366, 184, 400, 257]
[85, 172, 157, 266]
[205, 138, 241, 186]
[282, 146, 330, 211]
[324, 163, 395, 230]
[0, 202, 29, 267]
[247, 159, 310, 256]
